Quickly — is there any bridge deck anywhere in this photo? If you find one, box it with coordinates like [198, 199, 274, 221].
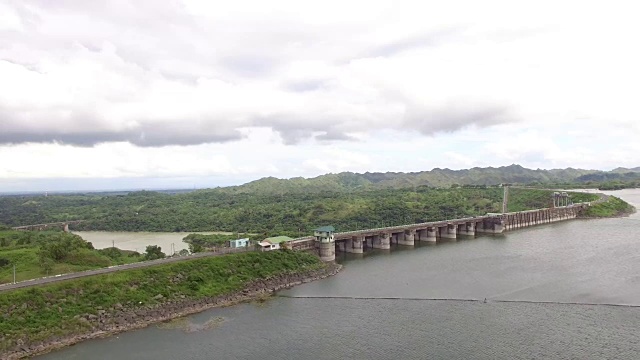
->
[12, 220, 85, 230]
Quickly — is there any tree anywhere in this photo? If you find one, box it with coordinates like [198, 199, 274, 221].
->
[178, 249, 189, 256]
[41, 257, 54, 275]
[188, 243, 204, 254]
[143, 245, 166, 260]
[99, 247, 122, 260]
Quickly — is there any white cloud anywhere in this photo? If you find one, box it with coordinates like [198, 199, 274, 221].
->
[1, 0, 639, 189]
[302, 149, 373, 173]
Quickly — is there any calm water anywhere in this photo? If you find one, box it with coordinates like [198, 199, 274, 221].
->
[41, 189, 640, 359]
[73, 231, 232, 254]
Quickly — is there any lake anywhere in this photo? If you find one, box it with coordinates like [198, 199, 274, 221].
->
[73, 231, 235, 254]
[41, 189, 640, 359]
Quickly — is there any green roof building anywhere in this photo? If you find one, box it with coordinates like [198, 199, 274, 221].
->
[314, 226, 335, 243]
[264, 236, 294, 244]
[258, 235, 294, 251]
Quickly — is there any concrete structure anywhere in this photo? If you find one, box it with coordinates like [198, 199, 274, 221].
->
[392, 229, 415, 246]
[416, 227, 437, 242]
[13, 220, 84, 232]
[292, 203, 591, 261]
[228, 238, 250, 248]
[258, 236, 293, 251]
[314, 226, 336, 261]
[314, 226, 335, 242]
[553, 192, 572, 207]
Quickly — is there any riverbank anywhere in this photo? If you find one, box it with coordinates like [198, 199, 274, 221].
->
[579, 196, 636, 218]
[1, 251, 341, 359]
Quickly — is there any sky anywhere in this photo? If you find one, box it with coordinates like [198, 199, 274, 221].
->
[1, 0, 639, 192]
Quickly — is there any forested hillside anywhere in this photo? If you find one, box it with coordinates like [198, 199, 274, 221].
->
[0, 186, 598, 237]
[218, 165, 601, 193]
[190, 164, 640, 195]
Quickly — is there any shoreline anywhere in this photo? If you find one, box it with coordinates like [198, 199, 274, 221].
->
[577, 209, 636, 219]
[4, 262, 342, 360]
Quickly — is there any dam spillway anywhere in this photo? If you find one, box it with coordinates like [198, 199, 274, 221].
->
[292, 204, 589, 261]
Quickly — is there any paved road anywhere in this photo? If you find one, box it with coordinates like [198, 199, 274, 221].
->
[0, 248, 253, 293]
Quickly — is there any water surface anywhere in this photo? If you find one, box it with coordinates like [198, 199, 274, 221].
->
[41, 189, 640, 360]
[73, 231, 231, 254]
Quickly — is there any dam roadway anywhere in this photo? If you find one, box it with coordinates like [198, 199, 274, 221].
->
[0, 247, 252, 293]
[294, 203, 590, 261]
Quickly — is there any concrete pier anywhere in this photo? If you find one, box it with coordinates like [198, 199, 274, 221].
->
[345, 236, 364, 253]
[371, 233, 391, 249]
[439, 224, 457, 239]
[457, 222, 475, 237]
[305, 203, 590, 261]
[417, 227, 437, 242]
[318, 241, 335, 262]
[476, 218, 504, 234]
[396, 230, 415, 246]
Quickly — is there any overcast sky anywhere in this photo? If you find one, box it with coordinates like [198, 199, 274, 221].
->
[1, 0, 639, 192]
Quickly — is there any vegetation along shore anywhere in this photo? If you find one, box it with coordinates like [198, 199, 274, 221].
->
[579, 196, 636, 218]
[0, 250, 340, 359]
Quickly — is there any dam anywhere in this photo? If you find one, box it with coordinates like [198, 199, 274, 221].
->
[293, 203, 590, 261]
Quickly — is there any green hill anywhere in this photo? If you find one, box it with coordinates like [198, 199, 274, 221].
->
[216, 164, 614, 194]
[0, 165, 629, 234]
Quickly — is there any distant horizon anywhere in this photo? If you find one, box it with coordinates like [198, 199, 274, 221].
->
[2, 163, 638, 195]
[4, 2, 640, 198]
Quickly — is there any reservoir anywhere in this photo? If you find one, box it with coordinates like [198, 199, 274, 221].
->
[72, 231, 232, 254]
[40, 189, 640, 359]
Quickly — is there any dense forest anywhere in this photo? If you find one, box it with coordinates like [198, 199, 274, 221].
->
[0, 186, 599, 238]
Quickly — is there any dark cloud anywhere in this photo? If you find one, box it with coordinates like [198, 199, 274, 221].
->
[253, 112, 349, 145]
[0, 128, 243, 147]
[315, 131, 356, 142]
[404, 102, 517, 135]
[130, 122, 243, 147]
[0, 108, 244, 147]
[0, 2, 520, 148]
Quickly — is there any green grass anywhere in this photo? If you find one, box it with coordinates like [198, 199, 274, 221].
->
[0, 230, 143, 284]
[581, 196, 635, 217]
[0, 250, 324, 353]
[504, 189, 598, 213]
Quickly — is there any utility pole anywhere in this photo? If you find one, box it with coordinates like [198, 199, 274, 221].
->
[502, 184, 510, 213]
[13, 263, 16, 284]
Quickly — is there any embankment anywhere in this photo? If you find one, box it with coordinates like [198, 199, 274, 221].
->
[579, 196, 636, 218]
[0, 250, 341, 359]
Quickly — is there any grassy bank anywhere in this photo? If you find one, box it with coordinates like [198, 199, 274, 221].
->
[506, 189, 598, 212]
[0, 250, 324, 355]
[580, 196, 636, 217]
[0, 230, 143, 284]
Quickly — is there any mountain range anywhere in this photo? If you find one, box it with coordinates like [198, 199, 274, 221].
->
[214, 164, 640, 194]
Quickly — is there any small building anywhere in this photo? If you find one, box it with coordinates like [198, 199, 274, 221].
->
[257, 236, 294, 251]
[228, 238, 250, 248]
[314, 226, 335, 243]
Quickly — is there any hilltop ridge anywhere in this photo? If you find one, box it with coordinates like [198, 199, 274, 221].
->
[210, 164, 637, 195]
